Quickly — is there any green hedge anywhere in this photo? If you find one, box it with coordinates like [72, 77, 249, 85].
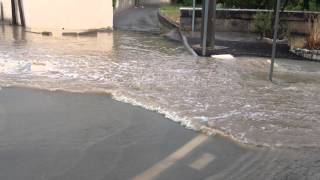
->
[174, 0, 320, 11]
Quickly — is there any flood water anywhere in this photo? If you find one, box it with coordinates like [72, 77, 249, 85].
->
[1, 25, 320, 149]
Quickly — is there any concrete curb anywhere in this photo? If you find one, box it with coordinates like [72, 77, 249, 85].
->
[291, 48, 320, 62]
[158, 11, 198, 57]
[25, 27, 112, 37]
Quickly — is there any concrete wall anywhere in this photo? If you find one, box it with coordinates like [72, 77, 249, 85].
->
[180, 8, 320, 35]
[0, 0, 113, 32]
[141, 0, 171, 5]
[114, 0, 135, 14]
[114, 0, 171, 14]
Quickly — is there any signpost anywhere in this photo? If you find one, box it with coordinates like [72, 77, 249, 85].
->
[192, 0, 196, 32]
[201, 0, 217, 56]
[17, 0, 25, 27]
[201, 0, 209, 56]
[269, 0, 282, 81]
[1, 2, 4, 22]
[211, 0, 217, 49]
[11, 0, 17, 25]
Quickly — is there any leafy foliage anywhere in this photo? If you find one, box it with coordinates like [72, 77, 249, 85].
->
[220, 0, 275, 9]
[113, 0, 116, 8]
[172, 0, 320, 11]
[253, 12, 273, 38]
[253, 12, 288, 39]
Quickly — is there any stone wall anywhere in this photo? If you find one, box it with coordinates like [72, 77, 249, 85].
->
[180, 8, 320, 35]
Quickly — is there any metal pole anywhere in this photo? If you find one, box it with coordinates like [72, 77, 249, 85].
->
[192, 0, 196, 32]
[11, 0, 17, 25]
[269, 0, 281, 81]
[17, 0, 25, 26]
[1, 2, 4, 22]
[202, 0, 209, 56]
[211, 0, 217, 49]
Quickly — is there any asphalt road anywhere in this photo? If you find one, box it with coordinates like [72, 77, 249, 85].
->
[1, 87, 319, 180]
[0, 87, 246, 180]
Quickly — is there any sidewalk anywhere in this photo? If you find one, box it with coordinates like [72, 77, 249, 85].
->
[185, 31, 303, 58]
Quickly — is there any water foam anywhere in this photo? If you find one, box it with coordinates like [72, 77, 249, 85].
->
[1, 27, 320, 149]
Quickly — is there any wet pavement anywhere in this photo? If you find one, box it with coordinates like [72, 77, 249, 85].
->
[1, 11, 320, 179]
[114, 6, 160, 33]
[1, 87, 320, 180]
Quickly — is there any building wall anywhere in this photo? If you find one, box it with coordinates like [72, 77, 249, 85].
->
[180, 8, 320, 35]
[0, 0, 12, 22]
[0, 0, 113, 32]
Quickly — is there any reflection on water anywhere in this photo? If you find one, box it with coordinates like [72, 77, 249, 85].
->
[1, 25, 320, 149]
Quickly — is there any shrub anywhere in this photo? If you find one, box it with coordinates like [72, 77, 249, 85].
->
[113, 0, 116, 8]
[253, 12, 273, 38]
[182, 0, 193, 6]
[221, 0, 275, 9]
[172, 0, 202, 6]
[253, 12, 289, 39]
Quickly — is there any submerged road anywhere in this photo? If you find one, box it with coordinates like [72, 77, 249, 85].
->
[113, 6, 160, 33]
[0, 87, 319, 180]
[0, 6, 319, 180]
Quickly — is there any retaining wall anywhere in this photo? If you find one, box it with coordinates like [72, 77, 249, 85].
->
[180, 8, 320, 35]
[141, 0, 171, 5]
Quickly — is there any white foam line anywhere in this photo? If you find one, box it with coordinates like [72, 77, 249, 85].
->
[132, 134, 208, 180]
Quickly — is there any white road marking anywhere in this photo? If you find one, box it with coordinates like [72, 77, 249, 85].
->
[132, 134, 208, 180]
[189, 153, 216, 170]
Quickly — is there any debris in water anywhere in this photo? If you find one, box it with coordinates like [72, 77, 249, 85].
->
[211, 54, 235, 60]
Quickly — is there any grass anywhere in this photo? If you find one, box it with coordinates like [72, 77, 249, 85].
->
[160, 5, 181, 24]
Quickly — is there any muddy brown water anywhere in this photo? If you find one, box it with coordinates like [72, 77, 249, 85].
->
[1, 25, 320, 150]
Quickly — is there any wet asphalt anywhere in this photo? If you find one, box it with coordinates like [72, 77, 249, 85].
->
[0, 87, 319, 180]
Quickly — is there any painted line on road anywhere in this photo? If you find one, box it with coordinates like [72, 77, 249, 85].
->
[189, 153, 216, 171]
[132, 134, 208, 180]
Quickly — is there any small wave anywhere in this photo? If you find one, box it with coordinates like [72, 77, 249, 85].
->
[1, 27, 320, 150]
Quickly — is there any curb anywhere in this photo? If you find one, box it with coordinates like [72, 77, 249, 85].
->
[291, 48, 320, 62]
[158, 11, 198, 57]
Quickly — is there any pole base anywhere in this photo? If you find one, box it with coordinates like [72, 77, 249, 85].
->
[192, 44, 229, 56]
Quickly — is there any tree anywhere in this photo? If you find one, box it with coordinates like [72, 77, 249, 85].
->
[304, 0, 310, 10]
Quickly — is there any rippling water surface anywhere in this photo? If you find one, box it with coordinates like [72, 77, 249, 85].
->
[1, 25, 320, 149]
